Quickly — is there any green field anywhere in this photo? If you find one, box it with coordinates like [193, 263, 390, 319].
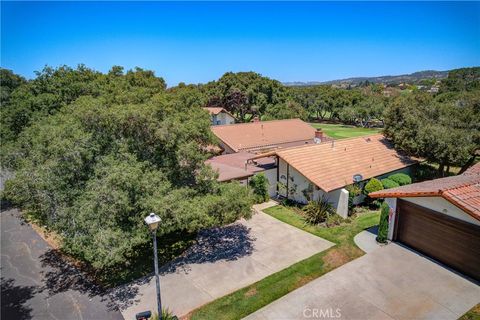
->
[310, 123, 381, 139]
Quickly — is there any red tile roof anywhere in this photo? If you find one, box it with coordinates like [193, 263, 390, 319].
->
[464, 162, 480, 176]
[205, 152, 276, 182]
[203, 107, 227, 115]
[274, 134, 418, 192]
[370, 163, 480, 221]
[210, 119, 317, 152]
[203, 107, 236, 120]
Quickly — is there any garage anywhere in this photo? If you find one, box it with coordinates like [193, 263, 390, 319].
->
[369, 163, 480, 282]
[394, 199, 480, 281]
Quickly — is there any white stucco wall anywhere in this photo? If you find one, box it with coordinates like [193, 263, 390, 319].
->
[401, 197, 480, 226]
[278, 158, 314, 203]
[277, 159, 349, 217]
[212, 112, 235, 125]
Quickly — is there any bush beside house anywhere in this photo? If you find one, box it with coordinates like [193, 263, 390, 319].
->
[303, 196, 336, 225]
[376, 202, 390, 243]
[249, 173, 270, 203]
[364, 178, 384, 194]
[345, 184, 362, 212]
[381, 178, 400, 189]
[388, 173, 412, 186]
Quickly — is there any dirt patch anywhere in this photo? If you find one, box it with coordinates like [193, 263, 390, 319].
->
[244, 287, 257, 297]
[28, 218, 100, 285]
[323, 249, 350, 269]
[30, 222, 62, 249]
[295, 275, 316, 288]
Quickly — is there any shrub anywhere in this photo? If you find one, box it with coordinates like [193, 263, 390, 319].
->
[345, 184, 362, 211]
[381, 178, 400, 189]
[303, 196, 335, 225]
[249, 173, 269, 203]
[376, 202, 390, 243]
[364, 178, 383, 195]
[388, 173, 412, 186]
[153, 309, 177, 320]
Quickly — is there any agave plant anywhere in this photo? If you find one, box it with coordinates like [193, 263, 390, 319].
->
[303, 195, 335, 225]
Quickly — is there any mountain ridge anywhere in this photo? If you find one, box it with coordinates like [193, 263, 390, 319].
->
[284, 70, 450, 87]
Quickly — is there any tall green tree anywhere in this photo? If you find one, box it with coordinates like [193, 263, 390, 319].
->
[3, 66, 253, 276]
[384, 91, 480, 175]
[206, 72, 286, 121]
[263, 100, 307, 121]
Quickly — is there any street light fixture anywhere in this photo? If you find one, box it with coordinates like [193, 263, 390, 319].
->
[144, 212, 163, 320]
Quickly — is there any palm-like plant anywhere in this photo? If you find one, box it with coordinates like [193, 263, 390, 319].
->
[303, 196, 335, 225]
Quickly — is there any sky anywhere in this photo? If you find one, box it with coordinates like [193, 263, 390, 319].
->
[1, 1, 479, 86]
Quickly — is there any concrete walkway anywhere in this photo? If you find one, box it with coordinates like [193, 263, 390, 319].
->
[353, 226, 384, 254]
[115, 201, 334, 319]
[244, 243, 480, 320]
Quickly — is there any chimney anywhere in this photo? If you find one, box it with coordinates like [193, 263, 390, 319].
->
[314, 129, 324, 144]
[252, 116, 260, 123]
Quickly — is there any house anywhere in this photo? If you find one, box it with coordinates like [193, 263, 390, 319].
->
[206, 119, 330, 195]
[254, 134, 418, 217]
[203, 107, 236, 125]
[205, 151, 278, 196]
[210, 118, 324, 154]
[369, 163, 480, 281]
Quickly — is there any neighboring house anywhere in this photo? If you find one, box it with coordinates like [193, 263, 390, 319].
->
[203, 107, 236, 125]
[210, 118, 325, 154]
[205, 151, 278, 196]
[206, 119, 330, 196]
[255, 134, 418, 217]
[369, 164, 480, 281]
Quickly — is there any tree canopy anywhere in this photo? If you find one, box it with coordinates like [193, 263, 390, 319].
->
[384, 90, 480, 175]
[2, 66, 253, 275]
[2, 64, 480, 274]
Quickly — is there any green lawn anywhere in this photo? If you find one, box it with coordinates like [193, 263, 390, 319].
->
[188, 206, 380, 320]
[460, 303, 480, 320]
[310, 123, 381, 139]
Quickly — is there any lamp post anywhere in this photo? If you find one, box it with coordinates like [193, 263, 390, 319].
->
[144, 212, 162, 320]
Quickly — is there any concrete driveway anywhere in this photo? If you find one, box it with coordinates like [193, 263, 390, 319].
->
[1, 208, 123, 320]
[245, 243, 480, 320]
[115, 202, 334, 319]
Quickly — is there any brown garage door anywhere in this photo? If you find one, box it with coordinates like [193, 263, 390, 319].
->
[395, 199, 480, 281]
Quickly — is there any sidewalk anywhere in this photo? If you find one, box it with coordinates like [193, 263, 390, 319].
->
[114, 201, 333, 319]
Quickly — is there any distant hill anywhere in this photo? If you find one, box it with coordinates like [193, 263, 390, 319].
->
[284, 70, 450, 87]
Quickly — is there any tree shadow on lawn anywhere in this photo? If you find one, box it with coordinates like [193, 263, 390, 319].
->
[1, 277, 36, 320]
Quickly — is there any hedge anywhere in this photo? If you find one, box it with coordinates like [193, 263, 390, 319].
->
[388, 173, 412, 186]
[364, 178, 383, 195]
[381, 178, 400, 189]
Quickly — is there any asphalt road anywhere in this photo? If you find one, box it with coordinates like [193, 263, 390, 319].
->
[1, 208, 124, 320]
